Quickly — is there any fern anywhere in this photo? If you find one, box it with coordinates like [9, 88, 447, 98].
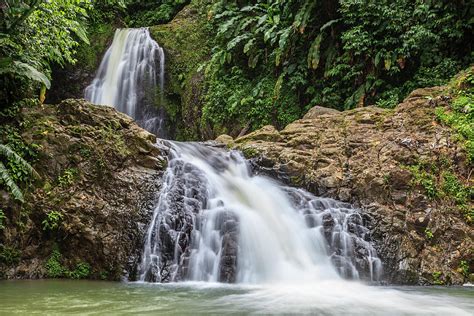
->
[0, 144, 39, 202]
[0, 162, 24, 202]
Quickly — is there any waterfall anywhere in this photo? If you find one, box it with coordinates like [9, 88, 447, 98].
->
[85, 28, 167, 137]
[139, 142, 382, 284]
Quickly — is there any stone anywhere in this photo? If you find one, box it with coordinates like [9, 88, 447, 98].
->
[303, 106, 341, 119]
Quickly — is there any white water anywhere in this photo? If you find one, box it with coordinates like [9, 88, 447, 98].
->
[85, 28, 167, 136]
[139, 142, 381, 283]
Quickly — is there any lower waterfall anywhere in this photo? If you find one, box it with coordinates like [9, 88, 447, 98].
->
[139, 142, 382, 283]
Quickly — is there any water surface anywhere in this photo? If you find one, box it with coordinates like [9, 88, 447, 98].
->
[1, 280, 472, 315]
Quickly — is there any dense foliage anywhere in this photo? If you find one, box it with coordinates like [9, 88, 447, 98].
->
[200, 0, 473, 131]
[124, 0, 190, 27]
[0, 0, 92, 105]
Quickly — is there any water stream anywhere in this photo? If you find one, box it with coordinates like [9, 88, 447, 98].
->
[84, 28, 167, 137]
[139, 142, 382, 284]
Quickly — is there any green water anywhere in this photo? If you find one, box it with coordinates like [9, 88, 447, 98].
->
[0, 280, 472, 315]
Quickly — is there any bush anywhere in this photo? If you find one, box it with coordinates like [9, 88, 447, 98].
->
[45, 249, 65, 278]
[42, 211, 64, 231]
[0, 245, 20, 266]
[67, 262, 91, 279]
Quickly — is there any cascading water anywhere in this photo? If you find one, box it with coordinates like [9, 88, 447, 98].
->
[139, 142, 382, 284]
[85, 28, 167, 137]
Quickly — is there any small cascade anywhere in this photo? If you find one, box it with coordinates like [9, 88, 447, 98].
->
[284, 189, 382, 281]
[85, 28, 167, 137]
[139, 142, 382, 284]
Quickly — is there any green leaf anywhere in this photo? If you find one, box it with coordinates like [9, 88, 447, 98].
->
[0, 161, 24, 202]
[70, 21, 90, 45]
[320, 19, 341, 32]
[374, 51, 383, 67]
[308, 34, 323, 69]
[0, 57, 13, 68]
[274, 73, 284, 100]
[0, 144, 40, 179]
[248, 53, 261, 69]
[227, 34, 250, 51]
[243, 39, 255, 54]
[13, 61, 51, 89]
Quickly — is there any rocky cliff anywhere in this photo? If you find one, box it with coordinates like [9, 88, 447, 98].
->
[219, 86, 473, 285]
[0, 99, 164, 280]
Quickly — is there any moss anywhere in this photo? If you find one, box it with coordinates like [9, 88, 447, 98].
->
[239, 146, 260, 159]
[436, 67, 474, 163]
[149, 0, 213, 140]
[98, 125, 130, 157]
[405, 159, 473, 223]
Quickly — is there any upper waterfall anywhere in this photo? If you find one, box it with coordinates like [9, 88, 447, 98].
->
[139, 142, 382, 284]
[85, 28, 167, 137]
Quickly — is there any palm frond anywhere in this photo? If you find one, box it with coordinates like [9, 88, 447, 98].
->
[0, 161, 24, 202]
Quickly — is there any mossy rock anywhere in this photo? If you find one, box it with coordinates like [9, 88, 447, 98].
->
[150, 0, 213, 140]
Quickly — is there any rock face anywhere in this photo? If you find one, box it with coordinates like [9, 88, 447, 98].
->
[0, 99, 164, 280]
[228, 87, 473, 285]
[149, 0, 212, 140]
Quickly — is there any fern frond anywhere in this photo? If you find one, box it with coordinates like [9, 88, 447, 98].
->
[0, 161, 24, 202]
[0, 144, 40, 179]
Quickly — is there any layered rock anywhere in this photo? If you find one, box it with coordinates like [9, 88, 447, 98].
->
[0, 99, 164, 280]
[224, 87, 473, 285]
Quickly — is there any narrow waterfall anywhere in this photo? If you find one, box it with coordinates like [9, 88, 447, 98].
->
[139, 142, 382, 284]
[85, 28, 167, 137]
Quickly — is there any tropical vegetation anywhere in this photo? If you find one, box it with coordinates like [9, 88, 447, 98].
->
[200, 0, 473, 130]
